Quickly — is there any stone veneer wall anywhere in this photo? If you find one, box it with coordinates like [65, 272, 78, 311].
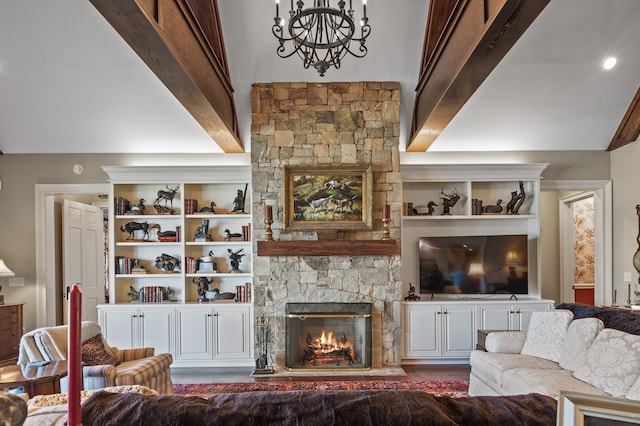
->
[251, 82, 402, 369]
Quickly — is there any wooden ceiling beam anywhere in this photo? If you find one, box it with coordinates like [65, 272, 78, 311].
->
[607, 86, 640, 151]
[89, 0, 243, 153]
[408, 0, 550, 152]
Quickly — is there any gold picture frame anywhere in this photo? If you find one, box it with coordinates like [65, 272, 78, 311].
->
[558, 391, 640, 425]
[284, 165, 372, 230]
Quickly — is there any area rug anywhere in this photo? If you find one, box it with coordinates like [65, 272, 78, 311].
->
[173, 380, 469, 398]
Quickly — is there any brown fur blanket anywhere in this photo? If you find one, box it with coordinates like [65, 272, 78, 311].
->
[81, 390, 556, 425]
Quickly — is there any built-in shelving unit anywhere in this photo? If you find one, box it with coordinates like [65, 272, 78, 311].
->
[99, 166, 254, 367]
[399, 163, 551, 363]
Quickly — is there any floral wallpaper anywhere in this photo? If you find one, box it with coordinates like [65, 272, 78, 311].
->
[573, 197, 595, 284]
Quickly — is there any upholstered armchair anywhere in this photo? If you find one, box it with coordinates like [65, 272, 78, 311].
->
[17, 321, 173, 394]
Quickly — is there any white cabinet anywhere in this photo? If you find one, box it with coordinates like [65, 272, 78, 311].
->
[402, 300, 554, 361]
[99, 305, 174, 355]
[175, 304, 252, 366]
[477, 301, 554, 331]
[403, 303, 475, 358]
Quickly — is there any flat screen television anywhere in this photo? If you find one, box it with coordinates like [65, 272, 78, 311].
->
[419, 235, 528, 295]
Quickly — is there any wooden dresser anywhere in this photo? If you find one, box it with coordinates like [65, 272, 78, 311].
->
[0, 303, 24, 367]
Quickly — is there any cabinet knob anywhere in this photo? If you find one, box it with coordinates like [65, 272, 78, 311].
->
[443, 311, 448, 315]
[437, 311, 441, 315]
[207, 314, 213, 317]
[132, 314, 138, 318]
[140, 314, 145, 318]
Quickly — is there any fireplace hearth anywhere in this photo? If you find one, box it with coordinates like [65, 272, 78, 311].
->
[285, 303, 372, 370]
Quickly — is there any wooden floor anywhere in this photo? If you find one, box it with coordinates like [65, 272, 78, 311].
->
[171, 364, 470, 384]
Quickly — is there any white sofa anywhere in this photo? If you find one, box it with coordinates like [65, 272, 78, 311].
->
[469, 309, 640, 400]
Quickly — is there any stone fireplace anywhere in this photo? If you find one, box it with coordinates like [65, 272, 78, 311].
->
[285, 303, 372, 370]
[251, 82, 402, 370]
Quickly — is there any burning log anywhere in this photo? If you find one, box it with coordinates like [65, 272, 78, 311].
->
[302, 331, 355, 366]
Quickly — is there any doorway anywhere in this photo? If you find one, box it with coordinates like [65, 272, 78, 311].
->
[35, 184, 110, 327]
[541, 180, 612, 307]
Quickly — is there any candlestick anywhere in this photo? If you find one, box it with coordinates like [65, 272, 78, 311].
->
[383, 204, 390, 220]
[68, 284, 82, 426]
[264, 206, 274, 241]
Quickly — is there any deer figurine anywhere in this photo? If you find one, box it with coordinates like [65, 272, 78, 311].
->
[439, 188, 461, 215]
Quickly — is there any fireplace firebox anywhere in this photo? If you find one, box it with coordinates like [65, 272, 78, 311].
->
[285, 303, 372, 370]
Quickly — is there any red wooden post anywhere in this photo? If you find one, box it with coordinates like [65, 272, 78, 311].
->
[68, 284, 82, 425]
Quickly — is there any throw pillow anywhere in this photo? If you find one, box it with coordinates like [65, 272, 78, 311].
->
[82, 334, 120, 366]
[520, 309, 574, 362]
[573, 328, 640, 397]
[558, 317, 604, 372]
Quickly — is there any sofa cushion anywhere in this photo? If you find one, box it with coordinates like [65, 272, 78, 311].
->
[485, 331, 526, 353]
[558, 318, 604, 372]
[502, 368, 608, 398]
[573, 328, 640, 397]
[470, 350, 561, 389]
[82, 334, 120, 366]
[521, 310, 573, 362]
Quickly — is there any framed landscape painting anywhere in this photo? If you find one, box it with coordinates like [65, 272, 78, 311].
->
[284, 165, 372, 230]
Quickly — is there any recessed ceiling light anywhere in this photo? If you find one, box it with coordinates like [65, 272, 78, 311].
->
[603, 57, 617, 70]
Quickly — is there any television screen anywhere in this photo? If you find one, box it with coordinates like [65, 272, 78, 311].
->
[419, 235, 528, 295]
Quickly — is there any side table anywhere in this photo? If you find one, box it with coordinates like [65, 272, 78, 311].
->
[476, 330, 508, 351]
[0, 361, 67, 397]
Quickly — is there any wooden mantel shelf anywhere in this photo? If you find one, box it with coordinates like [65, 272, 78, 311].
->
[257, 240, 398, 256]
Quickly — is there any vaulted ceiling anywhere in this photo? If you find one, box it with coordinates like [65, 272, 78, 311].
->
[0, 0, 639, 154]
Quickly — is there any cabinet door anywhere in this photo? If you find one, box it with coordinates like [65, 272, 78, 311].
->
[140, 308, 174, 355]
[513, 303, 552, 331]
[404, 305, 441, 357]
[442, 305, 475, 357]
[213, 306, 251, 359]
[477, 304, 514, 330]
[101, 308, 138, 349]
[176, 307, 213, 360]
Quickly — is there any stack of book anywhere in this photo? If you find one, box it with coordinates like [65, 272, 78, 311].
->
[115, 256, 140, 274]
[139, 286, 164, 303]
[158, 234, 177, 242]
[235, 283, 251, 302]
[185, 257, 197, 274]
[242, 223, 251, 241]
[115, 197, 130, 215]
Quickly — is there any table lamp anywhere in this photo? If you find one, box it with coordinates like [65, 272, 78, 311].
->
[0, 259, 15, 304]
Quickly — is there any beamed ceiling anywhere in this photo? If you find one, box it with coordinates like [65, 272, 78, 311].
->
[0, 0, 639, 154]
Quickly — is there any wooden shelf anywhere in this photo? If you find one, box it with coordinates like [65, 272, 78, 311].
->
[257, 240, 398, 256]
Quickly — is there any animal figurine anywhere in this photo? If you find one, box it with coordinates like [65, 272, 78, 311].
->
[154, 185, 179, 209]
[129, 198, 146, 213]
[199, 201, 217, 213]
[483, 199, 503, 214]
[506, 181, 526, 214]
[227, 248, 245, 272]
[192, 276, 213, 302]
[224, 229, 243, 240]
[120, 221, 150, 240]
[439, 188, 461, 215]
[127, 286, 140, 302]
[154, 253, 180, 272]
[208, 288, 236, 301]
[194, 219, 212, 241]
[232, 184, 248, 213]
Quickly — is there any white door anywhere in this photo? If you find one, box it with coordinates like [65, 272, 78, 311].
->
[63, 199, 104, 323]
[140, 308, 174, 355]
[176, 307, 213, 360]
[403, 305, 441, 357]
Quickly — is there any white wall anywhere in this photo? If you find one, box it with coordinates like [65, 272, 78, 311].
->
[610, 143, 640, 305]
